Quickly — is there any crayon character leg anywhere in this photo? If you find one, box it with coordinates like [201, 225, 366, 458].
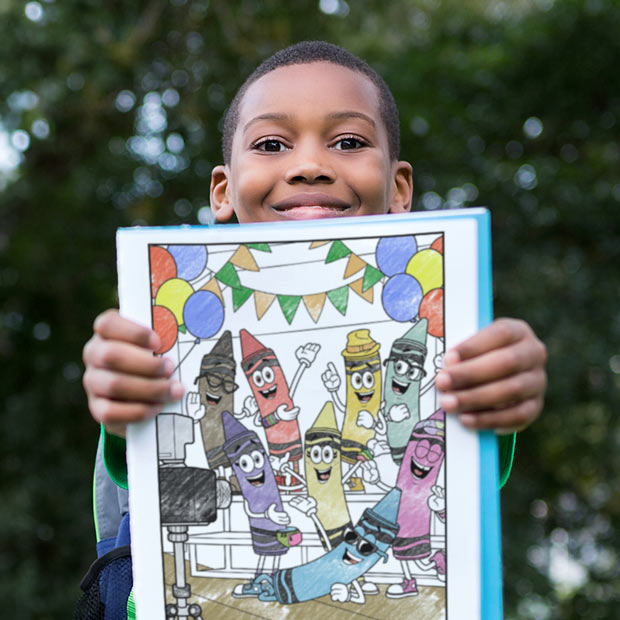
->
[386, 561, 418, 598]
[232, 555, 267, 598]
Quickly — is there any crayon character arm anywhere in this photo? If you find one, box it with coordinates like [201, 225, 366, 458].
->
[386, 403, 410, 423]
[261, 403, 300, 428]
[243, 500, 291, 526]
[236, 395, 260, 423]
[322, 362, 345, 413]
[359, 459, 392, 493]
[428, 485, 446, 522]
[184, 391, 205, 421]
[290, 343, 321, 397]
[331, 581, 365, 604]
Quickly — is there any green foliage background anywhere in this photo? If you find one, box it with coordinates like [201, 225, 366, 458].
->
[1, 0, 618, 617]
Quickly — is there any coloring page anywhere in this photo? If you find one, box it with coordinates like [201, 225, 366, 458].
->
[118, 210, 498, 619]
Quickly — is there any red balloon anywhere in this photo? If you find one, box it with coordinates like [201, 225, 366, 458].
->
[419, 288, 444, 338]
[152, 305, 178, 354]
[150, 246, 177, 298]
[430, 236, 443, 254]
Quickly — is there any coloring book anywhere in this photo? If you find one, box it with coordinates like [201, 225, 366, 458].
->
[117, 208, 502, 619]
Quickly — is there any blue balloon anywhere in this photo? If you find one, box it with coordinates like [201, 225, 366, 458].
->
[382, 274, 423, 322]
[168, 245, 208, 280]
[183, 290, 224, 339]
[375, 236, 417, 277]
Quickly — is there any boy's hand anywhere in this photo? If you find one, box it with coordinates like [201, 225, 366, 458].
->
[435, 318, 547, 433]
[82, 309, 184, 437]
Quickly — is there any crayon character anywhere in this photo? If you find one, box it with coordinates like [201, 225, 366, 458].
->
[322, 329, 383, 491]
[387, 409, 446, 598]
[222, 412, 300, 598]
[239, 329, 319, 489]
[254, 488, 401, 605]
[184, 330, 238, 477]
[383, 319, 428, 465]
[286, 401, 353, 551]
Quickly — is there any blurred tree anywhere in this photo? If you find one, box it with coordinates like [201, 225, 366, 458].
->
[0, 0, 618, 617]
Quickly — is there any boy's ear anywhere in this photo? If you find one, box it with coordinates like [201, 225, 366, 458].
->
[388, 160, 413, 214]
[210, 165, 235, 222]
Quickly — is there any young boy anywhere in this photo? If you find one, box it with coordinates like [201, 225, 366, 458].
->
[80, 40, 547, 613]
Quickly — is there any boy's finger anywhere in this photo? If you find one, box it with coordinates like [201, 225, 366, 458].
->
[88, 395, 163, 426]
[439, 368, 546, 413]
[457, 396, 544, 431]
[83, 337, 174, 378]
[446, 318, 533, 363]
[84, 367, 184, 403]
[436, 337, 546, 390]
[93, 309, 160, 351]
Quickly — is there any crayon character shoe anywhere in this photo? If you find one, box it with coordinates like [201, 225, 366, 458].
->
[430, 549, 446, 582]
[232, 582, 262, 598]
[360, 579, 379, 595]
[386, 578, 418, 598]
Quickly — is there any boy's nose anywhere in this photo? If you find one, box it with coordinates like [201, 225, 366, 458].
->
[285, 150, 335, 184]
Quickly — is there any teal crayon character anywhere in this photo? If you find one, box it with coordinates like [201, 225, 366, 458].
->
[383, 319, 428, 465]
[253, 488, 401, 605]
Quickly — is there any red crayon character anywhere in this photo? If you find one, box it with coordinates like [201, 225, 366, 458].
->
[240, 329, 319, 488]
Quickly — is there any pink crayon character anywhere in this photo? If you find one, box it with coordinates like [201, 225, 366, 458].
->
[240, 329, 319, 488]
[387, 409, 446, 598]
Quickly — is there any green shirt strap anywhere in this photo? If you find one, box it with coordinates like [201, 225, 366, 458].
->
[498, 432, 516, 488]
[101, 425, 128, 490]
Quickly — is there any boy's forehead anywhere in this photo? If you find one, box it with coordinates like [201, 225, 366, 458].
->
[236, 62, 383, 136]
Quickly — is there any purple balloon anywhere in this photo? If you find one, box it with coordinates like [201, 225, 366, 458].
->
[376, 236, 417, 277]
[382, 274, 423, 322]
[183, 290, 224, 339]
[168, 245, 208, 281]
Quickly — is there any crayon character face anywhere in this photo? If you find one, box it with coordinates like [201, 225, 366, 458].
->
[346, 358, 382, 410]
[228, 437, 271, 492]
[306, 441, 340, 485]
[198, 370, 237, 412]
[245, 354, 286, 405]
[410, 437, 444, 481]
[386, 357, 424, 398]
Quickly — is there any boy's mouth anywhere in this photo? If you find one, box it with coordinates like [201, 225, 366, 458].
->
[270, 194, 352, 220]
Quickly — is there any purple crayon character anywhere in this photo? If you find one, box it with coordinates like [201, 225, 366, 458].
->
[222, 411, 300, 598]
[387, 409, 446, 598]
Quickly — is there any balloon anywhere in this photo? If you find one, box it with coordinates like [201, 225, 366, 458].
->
[405, 249, 443, 295]
[419, 288, 444, 338]
[375, 236, 417, 277]
[155, 278, 194, 325]
[183, 290, 224, 340]
[152, 305, 178, 354]
[149, 246, 177, 297]
[168, 245, 208, 281]
[430, 236, 443, 254]
[381, 273, 423, 322]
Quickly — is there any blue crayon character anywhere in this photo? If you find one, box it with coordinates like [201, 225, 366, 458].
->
[222, 411, 301, 598]
[255, 488, 401, 605]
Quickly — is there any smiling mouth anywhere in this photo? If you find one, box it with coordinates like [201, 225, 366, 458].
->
[342, 548, 361, 565]
[410, 457, 431, 480]
[246, 471, 265, 487]
[270, 194, 352, 220]
[206, 391, 221, 406]
[356, 390, 374, 403]
[392, 379, 409, 395]
[315, 467, 332, 483]
[259, 385, 277, 399]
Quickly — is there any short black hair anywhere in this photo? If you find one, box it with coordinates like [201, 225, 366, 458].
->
[221, 40, 400, 164]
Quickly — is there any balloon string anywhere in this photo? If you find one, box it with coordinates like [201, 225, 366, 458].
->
[173, 341, 197, 374]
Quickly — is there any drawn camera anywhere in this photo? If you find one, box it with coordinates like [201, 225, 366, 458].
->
[157, 413, 232, 527]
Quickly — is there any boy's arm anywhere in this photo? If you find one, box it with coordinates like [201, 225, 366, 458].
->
[436, 318, 546, 433]
[82, 309, 185, 438]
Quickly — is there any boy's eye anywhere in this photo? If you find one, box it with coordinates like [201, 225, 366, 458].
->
[253, 138, 288, 152]
[334, 136, 365, 150]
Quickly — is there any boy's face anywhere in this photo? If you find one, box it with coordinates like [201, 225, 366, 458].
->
[211, 62, 412, 223]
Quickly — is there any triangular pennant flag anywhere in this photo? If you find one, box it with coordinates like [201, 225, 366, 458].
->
[215, 262, 240, 288]
[303, 293, 326, 323]
[362, 264, 384, 292]
[325, 240, 351, 263]
[201, 277, 224, 303]
[232, 286, 253, 311]
[229, 245, 260, 272]
[344, 253, 366, 278]
[179, 324, 187, 334]
[245, 243, 271, 253]
[326, 286, 349, 315]
[349, 278, 374, 303]
[254, 291, 276, 320]
[310, 241, 331, 249]
[277, 295, 302, 325]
